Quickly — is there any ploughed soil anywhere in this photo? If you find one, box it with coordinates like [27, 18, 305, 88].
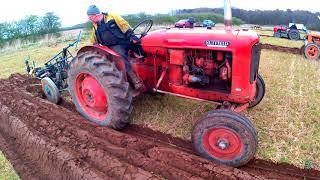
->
[257, 34, 305, 55]
[0, 74, 319, 180]
[261, 43, 304, 55]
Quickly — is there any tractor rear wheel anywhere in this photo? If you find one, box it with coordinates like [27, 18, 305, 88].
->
[249, 74, 265, 108]
[304, 43, 320, 60]
[288, 29, 300, 40]
[192, 109, 257, 167]
[67, 51, 133, 130]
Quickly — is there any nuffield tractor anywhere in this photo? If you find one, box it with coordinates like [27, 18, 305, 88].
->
[41, 0, 266, 167]
[303, 16, 320, 60]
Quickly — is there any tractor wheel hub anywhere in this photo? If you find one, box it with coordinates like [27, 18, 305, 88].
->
[203, 128, 243, 160]
[217, 139, 229, 150]
[81, 75, 107, 111]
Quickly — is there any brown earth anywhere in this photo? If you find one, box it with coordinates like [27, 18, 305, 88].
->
[258, 33, 305, 55]
[0, 74, 319, 179]
[261, 43, 304, 55]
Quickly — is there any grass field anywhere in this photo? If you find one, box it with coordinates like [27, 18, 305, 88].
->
[132, 49, 320, 170]
[255, 29, 306, 48]
[0, 152, 19, 180]
[0, 29, 319, 179]
[260, 36, 304, 48]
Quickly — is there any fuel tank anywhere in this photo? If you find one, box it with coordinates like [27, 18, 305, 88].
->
[141, 28, 260, 56]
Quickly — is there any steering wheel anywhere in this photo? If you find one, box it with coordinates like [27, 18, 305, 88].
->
[132, 19, 153, 39]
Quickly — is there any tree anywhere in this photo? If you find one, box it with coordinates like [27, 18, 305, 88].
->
[25, 15, 40, 36]
[40, 12, 61, 34]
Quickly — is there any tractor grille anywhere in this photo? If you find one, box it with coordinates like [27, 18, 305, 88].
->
[250, 43, 261, 84]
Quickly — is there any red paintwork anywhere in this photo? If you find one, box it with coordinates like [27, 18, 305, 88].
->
[203, 128, 243, 160]
[75, 73, 108, 121]
[137, 28, 259, 104]
[306, 45, 319, 59]
[169, 50, 185, 65]
[273, 25, 287, 33]
[78, 27, 260, 107]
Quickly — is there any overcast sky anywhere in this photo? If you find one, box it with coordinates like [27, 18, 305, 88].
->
[0, 0, 319, 27]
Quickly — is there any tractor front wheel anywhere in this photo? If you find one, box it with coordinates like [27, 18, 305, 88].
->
[304, 43, 320, 60]
[192, 109, 257, 167]
[249, 74, 265, 108]
[274, 32, 281, 38]
[68, 51, 133, 130]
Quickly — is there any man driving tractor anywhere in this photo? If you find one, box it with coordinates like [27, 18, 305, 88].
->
[87, 5, 145, 91]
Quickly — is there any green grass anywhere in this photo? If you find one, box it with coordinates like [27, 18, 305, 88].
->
[254, 29, 306, 48]
[0, 39, 91, 78]
[0, 152, 19, 180]
[255, 29, 275, 36]
[132, 50, 320, 170]
[0, 30, 320, 178]
[260, 36, 304, 48]
[248, 50, 320, 169]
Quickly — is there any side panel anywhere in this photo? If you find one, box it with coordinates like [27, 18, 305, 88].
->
[136, 29, 260, 103]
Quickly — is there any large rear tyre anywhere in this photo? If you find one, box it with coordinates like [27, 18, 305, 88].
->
[249, 74, 265, 108]
[288, 29, 300, 40]
[192, 109, 257, 167]
[68, 51, 133, 130]
[304, 43, 320, 60]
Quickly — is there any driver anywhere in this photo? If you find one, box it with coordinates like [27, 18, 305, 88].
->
[87, 5, 145, 91]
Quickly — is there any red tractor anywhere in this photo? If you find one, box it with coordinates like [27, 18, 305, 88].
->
[274, 24, 301, 40]
[67, 0, 265, 167]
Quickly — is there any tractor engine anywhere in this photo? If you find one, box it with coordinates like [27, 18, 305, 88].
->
[168, 49, 232, 90]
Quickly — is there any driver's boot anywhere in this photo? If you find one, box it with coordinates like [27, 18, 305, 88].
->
[127, 71, 146, 92]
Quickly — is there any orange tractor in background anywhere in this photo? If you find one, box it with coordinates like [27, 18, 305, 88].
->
[304, 16, 320, 60]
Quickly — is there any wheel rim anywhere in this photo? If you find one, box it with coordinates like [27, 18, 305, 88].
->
[203, 128, 243, 160]
[291, 32, 299, 39]
[306, 45, 319, 59]
[75, 73, 108, 121]
[41, 77, 60, 104]
[44, 85, 53, 98]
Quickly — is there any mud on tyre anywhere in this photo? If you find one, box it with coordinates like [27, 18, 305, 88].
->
[192, 109, 257, 167]
[68, 51, 133, 130]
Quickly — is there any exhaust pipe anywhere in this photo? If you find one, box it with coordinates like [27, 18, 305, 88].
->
[224, 0, 232, 30]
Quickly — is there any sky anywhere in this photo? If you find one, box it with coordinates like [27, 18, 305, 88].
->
[0, 0, 319, 27]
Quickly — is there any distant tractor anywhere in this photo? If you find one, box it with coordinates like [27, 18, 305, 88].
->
[303, 19, 320, 60]
[41, 0, 265, 167]
[273, 23, 305, 40]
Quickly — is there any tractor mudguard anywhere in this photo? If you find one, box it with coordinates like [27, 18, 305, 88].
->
[77, 45, 126, 73]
